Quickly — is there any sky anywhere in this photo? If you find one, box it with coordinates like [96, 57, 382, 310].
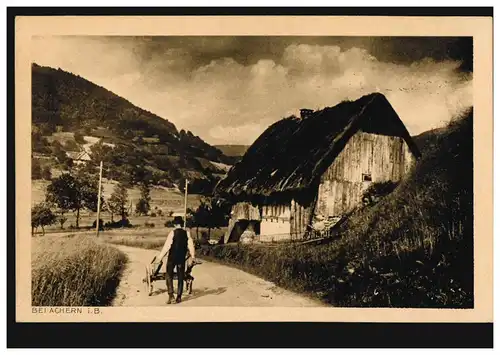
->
[31, 36, 473, 145]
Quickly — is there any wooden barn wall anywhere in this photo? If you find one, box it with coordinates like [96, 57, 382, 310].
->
[315, 131, 415, 218]
[290, 199, 314, 239]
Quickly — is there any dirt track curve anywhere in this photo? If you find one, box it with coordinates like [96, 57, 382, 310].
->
[112, 245, 325, 307]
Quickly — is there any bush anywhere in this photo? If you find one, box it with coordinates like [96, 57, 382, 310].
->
[105, 218, 133, 229]
[361, 181, 399, 206]
[150, 212, 157, 217]
[144, 222, 155, 228]
[32, 236, 127, 306]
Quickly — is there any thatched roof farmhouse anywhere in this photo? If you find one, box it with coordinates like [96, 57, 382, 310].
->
[215, 93, 421, 243]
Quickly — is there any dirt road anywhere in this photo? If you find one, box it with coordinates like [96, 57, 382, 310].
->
[112, 245, 325, 307]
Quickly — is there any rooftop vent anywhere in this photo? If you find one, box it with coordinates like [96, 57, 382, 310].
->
[300, 108, 314, 119]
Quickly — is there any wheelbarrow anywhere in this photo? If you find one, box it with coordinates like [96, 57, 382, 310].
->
[142, 255, 202, 296]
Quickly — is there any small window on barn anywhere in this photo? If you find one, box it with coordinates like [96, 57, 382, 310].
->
[362, 173, 372, 182]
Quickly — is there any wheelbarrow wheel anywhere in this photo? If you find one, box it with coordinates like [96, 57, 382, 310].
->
[144, 265, 152, 296]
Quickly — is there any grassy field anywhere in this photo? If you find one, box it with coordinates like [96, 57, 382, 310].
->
[204, 109, 474, 308]
[104, 226, 226, 251]
[32, 235, 128, 306]
[31, 179, 203, 232]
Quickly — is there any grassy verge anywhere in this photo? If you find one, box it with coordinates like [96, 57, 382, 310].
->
[32, 235, 128, 306]
[205, 109, 474, 308]
[106, 235, 166, 250]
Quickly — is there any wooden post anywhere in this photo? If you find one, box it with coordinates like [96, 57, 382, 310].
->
[183, 179, 188, 229]
[95, 161, 103, 237]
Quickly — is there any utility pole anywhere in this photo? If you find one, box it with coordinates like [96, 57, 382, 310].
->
[95, 161, 103, 237]
[183, 179, 188, 229]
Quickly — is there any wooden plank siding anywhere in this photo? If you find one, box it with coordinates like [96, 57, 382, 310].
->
[315, 131, 415, 218]
[289, 199, 314, 240]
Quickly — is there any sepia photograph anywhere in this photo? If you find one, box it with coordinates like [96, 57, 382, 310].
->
[12, 14, 493, 327]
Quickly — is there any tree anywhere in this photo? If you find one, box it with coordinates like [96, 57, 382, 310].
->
[31, 203, 57, 235]
[135, 183, 151, 216]
[108, 183, 129, 224]
[74, 161, 96, 177]
[45, 173, 100, 228]
[192, 199, 211, 239]
[89, 141, 113, 164]
[192, 197, 231, 238]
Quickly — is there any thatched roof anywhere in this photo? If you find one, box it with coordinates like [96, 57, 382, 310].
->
[214, 93, 421, 200]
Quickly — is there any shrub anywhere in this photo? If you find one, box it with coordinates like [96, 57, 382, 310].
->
[150, 212, 157, 217]
[144, 222, 155, 228]
[105, 218, 133, 229]
[32, 236, 128, 306]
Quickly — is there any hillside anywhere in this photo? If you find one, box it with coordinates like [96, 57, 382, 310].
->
[31, 63, 232, 193]
[412, 126, 448, 153]
[207, 108, 474, 308]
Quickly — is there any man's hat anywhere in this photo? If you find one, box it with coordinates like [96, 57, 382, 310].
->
[173, 216, 184, 226]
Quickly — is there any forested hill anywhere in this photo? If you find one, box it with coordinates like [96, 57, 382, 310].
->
[32, 63, 232, 165]
[31, 63, 235, 194]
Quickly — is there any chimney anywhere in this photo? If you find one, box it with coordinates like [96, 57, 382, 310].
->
[300, 108, 314, 119]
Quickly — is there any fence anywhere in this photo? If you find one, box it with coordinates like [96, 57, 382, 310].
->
[251, 228, 335, 244]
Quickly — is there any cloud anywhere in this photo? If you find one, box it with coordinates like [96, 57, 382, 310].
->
[31, 37, 473, 145]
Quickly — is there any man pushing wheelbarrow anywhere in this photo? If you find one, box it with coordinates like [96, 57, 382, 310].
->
[155, 216, 197, 304]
